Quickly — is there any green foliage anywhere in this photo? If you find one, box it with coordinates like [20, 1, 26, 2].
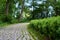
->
[10, 19, 19, 24]
[0, 0, 6, 14]
[0, 14, 19, 24]
[0, 14, 12, 23]
[29, 16, 60, 40]
[54, 2, 60, 16]
[20, 17, 30, 23]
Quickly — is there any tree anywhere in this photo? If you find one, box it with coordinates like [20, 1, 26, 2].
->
[5, 0, 15, 16]
[17, 0, 25, 21]
[5, 0, 10, 15]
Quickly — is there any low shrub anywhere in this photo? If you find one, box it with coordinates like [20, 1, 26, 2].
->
[0, 14, 19, 24]
[29, 16, 60, 40]
[0, 14, 12, 23]
[10, 19, 19, 24]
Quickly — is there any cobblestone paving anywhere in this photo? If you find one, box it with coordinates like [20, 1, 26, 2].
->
[0, 23, 34, 40]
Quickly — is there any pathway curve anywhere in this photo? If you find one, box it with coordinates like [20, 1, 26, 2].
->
[0, 23, 34, 40]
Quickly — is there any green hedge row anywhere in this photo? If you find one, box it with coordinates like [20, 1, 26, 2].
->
[29, 16, 60, 40]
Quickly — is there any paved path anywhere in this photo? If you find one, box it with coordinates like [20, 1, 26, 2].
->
[0, 23, 34, 40]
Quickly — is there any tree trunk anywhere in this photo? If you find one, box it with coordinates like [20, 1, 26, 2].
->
[5, 0, 10, 16]
[19, 0, 25, 21]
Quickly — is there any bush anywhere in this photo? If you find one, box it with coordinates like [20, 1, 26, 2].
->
[29, 16, 60, 40]
[10, 19, 19, 24]
[0, 14, 20, 24]
[0, 14, 12, 23]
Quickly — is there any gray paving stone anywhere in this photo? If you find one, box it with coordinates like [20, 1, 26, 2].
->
[0, 23, 34, 40]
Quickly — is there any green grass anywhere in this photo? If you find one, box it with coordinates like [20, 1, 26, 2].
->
[0, 23, 10, 28]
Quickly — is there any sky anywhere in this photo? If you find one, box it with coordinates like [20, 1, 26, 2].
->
[16, 0, 46, 8]
[16, 0, 59, 8]
[16, 0, 52, 11]
[24, 0, 45, 11]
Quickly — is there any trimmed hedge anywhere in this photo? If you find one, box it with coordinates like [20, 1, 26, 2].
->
[29, 16, 60, 40]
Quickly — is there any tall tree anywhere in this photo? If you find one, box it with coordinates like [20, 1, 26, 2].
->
[5, 0, 15, 16]
[5, 0, 10, 15]
[19, 0, 25, 21]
